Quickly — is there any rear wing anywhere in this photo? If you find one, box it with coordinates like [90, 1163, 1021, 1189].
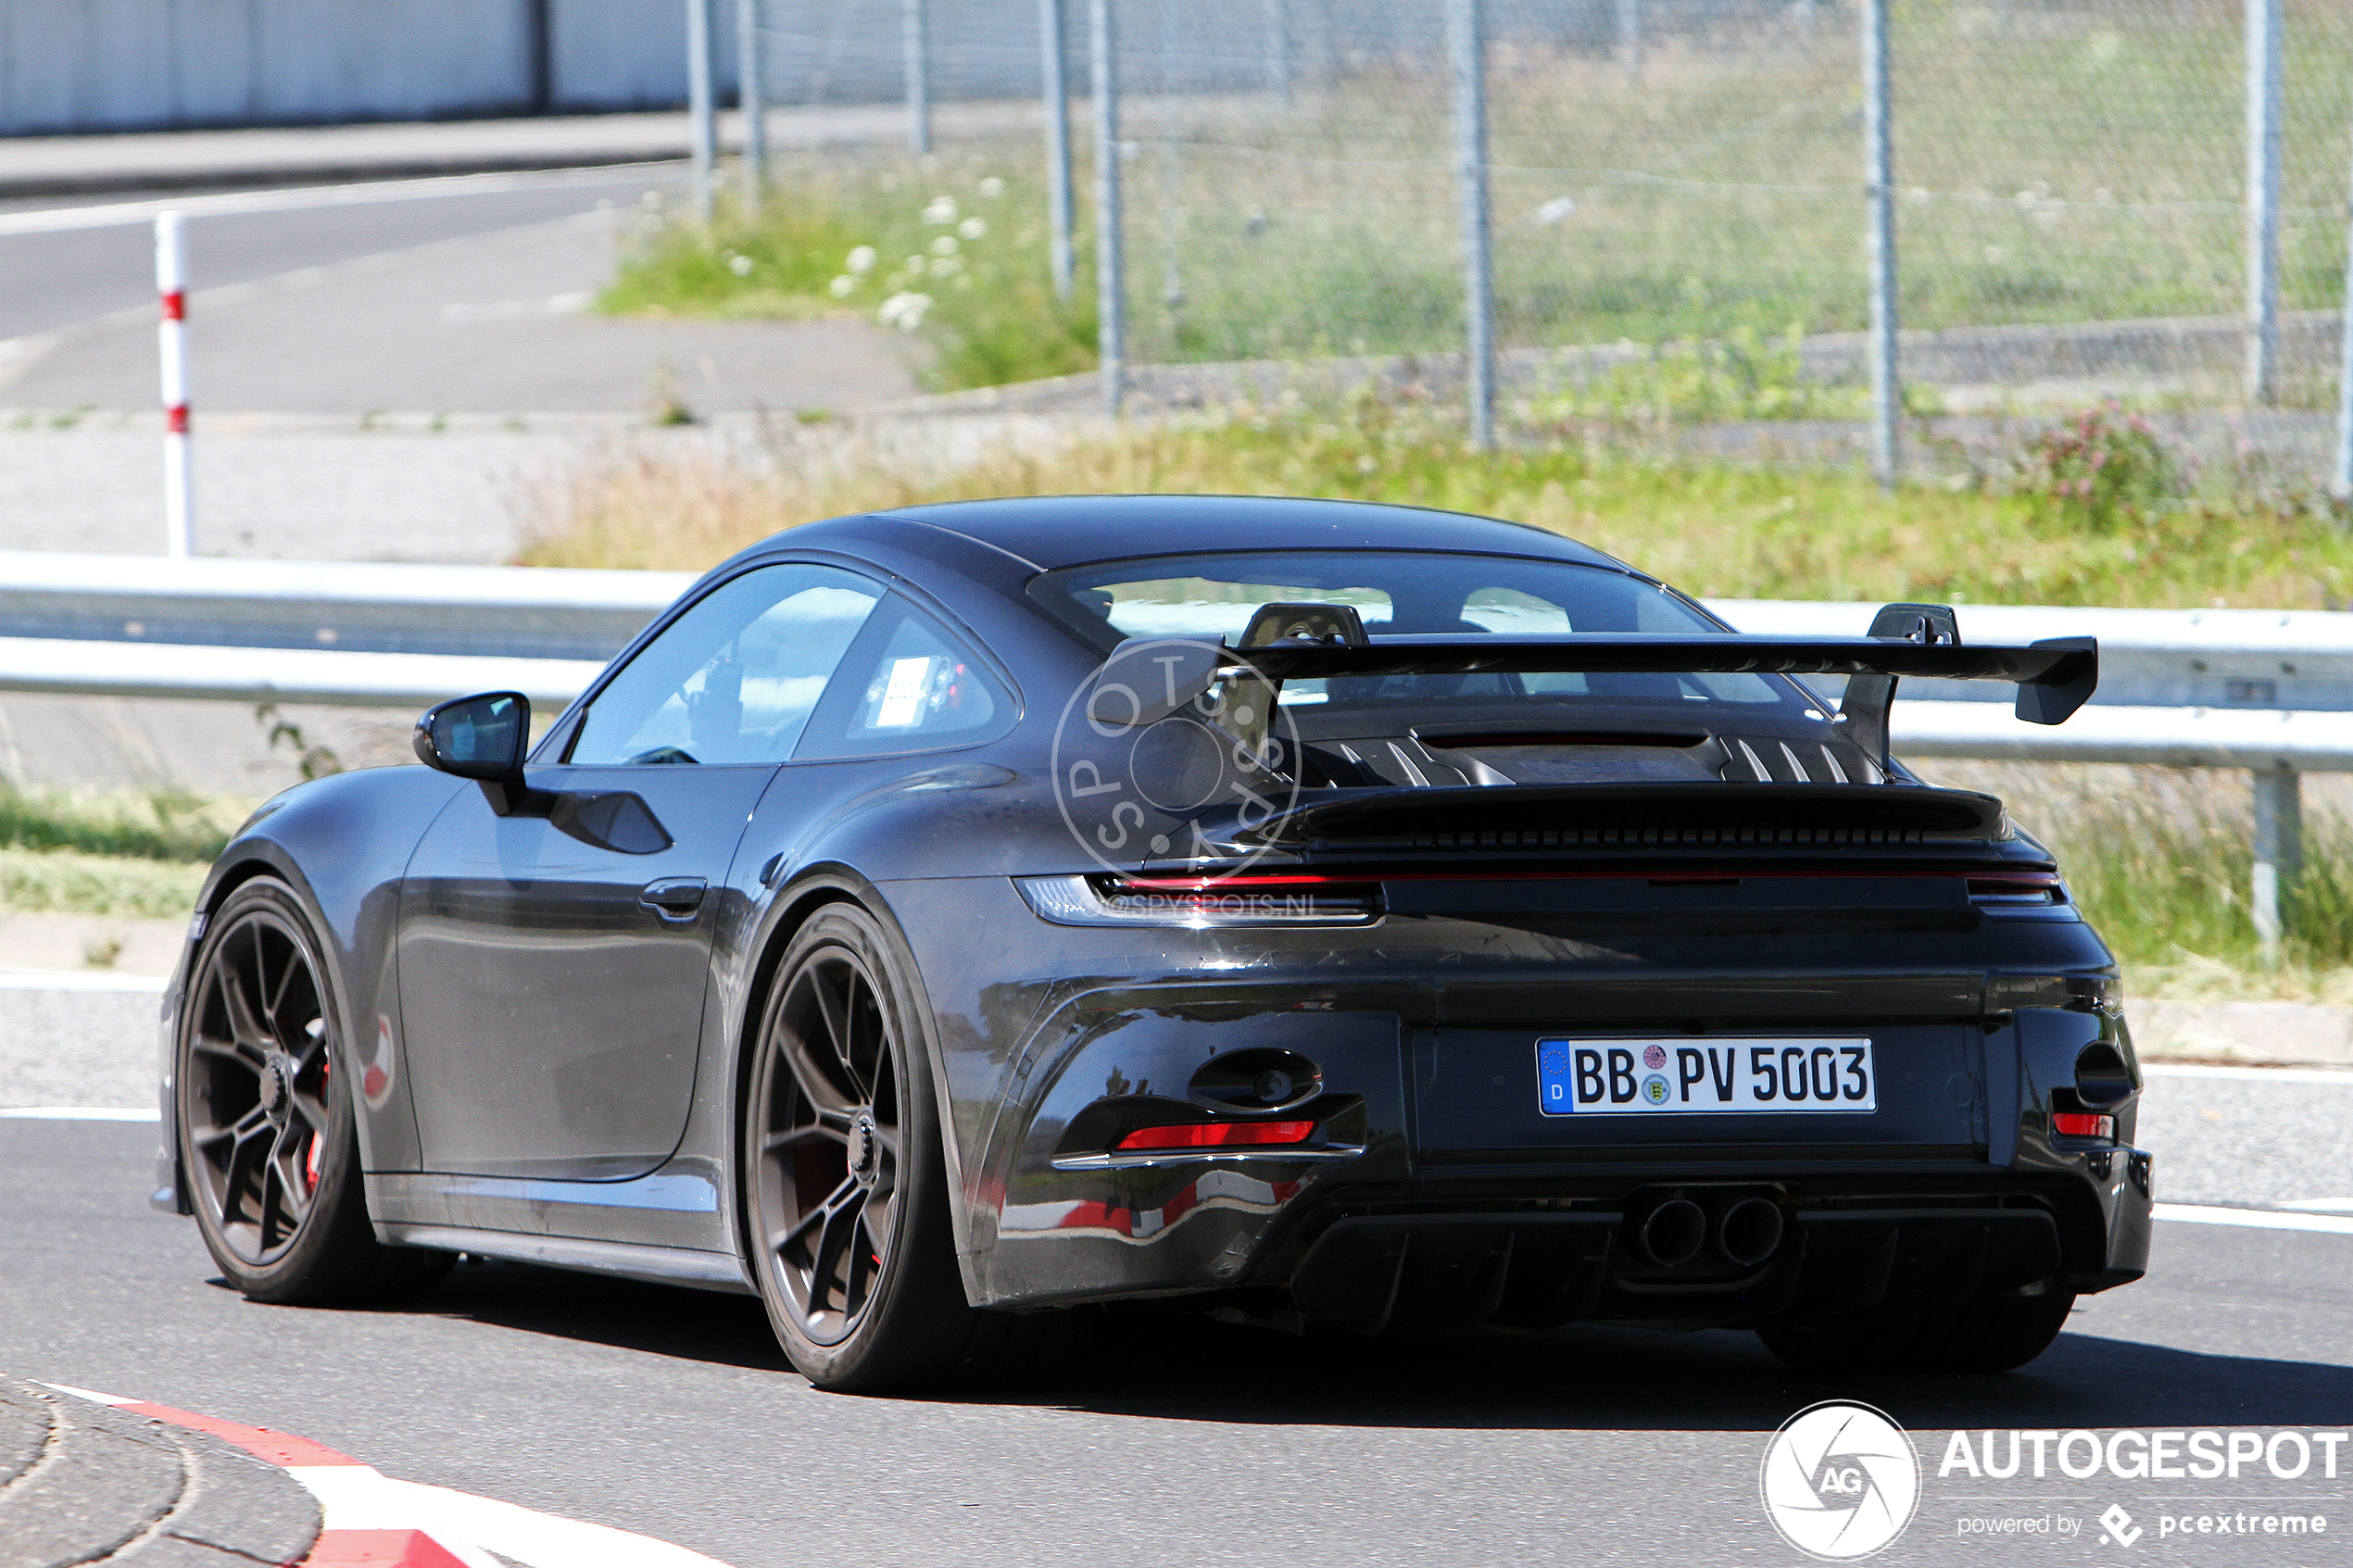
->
[1090, 601, 2096, 771]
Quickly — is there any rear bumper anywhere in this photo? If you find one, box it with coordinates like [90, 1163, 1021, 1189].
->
[1287, 1170, 2150, 1333]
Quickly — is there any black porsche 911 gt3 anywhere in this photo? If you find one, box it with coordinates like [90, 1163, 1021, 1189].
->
[156, 495, 2150, 1390]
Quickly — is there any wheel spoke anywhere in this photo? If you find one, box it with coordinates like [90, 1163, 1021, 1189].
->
[762, 1123, 846, 1156]
[189, 1030, 260, 1064]
[807, 1190, 865, 1316]
[804, 964, 850, 1067]
[839, 972, 876, 1098]
[217, 963, 271, 1052]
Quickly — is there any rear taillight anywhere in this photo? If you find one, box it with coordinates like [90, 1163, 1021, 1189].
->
[1969, 873, 2065, 906]
[1113, 1120, 1317, 1152]
[2051, 1112, 2115, 1140]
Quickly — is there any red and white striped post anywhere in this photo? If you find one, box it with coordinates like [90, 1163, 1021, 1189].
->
[155, 210, 194, 558]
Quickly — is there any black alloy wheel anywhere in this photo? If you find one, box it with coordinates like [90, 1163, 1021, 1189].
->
[757, 943, 903, 1342]
[745, 904, 984, 1390]
[177, 877, 450, 1304]
[183, 893, 334, 1267]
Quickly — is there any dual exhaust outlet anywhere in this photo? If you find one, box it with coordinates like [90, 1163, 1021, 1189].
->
[1629, 1194, 1785, 1272]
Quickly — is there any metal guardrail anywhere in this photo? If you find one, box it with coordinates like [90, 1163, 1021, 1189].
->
[4, 553, 2347, 951]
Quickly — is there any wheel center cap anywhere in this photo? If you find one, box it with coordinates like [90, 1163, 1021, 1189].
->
[848, 1112, 879, 1186]
[258, 1058, 289, 1119]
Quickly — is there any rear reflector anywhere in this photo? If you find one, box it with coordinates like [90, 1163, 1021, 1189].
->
[2051, 1112, 2115, 1139]
[1114, 1120, 1316, 1152]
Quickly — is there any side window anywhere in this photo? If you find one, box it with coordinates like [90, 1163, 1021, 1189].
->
[569, 564, 883, 766]
[793, 596, 1014, 760]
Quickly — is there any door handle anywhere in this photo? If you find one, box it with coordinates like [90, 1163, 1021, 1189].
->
[639, 876, 708, 921]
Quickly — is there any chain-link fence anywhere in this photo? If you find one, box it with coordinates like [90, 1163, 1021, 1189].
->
[721, 0, 2353, 487]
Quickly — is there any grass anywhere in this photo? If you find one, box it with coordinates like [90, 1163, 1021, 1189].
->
[1934, 763, 2353, 991]
[0, 784, 242, 922]
[515, 400, 2353, 610]
[0, 846, 208, 922]
[603, 167, 1098, 394]
[603, 6, 2353, 398]
[0, 784, 244, 864]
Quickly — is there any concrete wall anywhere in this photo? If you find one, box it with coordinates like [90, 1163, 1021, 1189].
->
[0, 0, 731, 132]
[0, 0, 1760, 135]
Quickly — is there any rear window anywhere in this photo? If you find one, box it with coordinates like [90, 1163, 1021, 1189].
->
[1031, 548, 1808, 712]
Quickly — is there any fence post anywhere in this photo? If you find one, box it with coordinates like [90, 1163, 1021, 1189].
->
[1450, 0, 1494, 449]
[155, 212, 193, 559]
[2253, 764, 2302, 962]
[738, 0, 766, 211]
[1090, 0, 1125, 416]
[686, 0, 716, 223]
[904, 0, 932, 155]
[2335, 116, 2353, 496]
[1862, 0, 1899, 490]
[1268, 0, 1290, 104]
[1616, 0, 1641, 80]
[2246, 0, 2282, 406]
[1040, 0, 1075, 298]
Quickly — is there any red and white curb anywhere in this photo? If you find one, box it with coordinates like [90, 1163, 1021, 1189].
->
[44, 1383, 734, 1568]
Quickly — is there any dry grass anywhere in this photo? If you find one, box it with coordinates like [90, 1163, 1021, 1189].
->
[514, 407, 2353, 611]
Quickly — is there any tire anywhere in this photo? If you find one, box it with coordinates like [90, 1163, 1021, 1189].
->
[177, 876, 452, 1306]
[742, 903, 1073, 1392]
[1756, 1292, 2076, 1375]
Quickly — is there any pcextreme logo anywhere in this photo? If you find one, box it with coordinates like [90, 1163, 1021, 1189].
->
[1760, 1400, 1923, 1561]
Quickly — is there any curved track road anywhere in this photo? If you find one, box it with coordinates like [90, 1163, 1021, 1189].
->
[2, 1103, 2348, 1566]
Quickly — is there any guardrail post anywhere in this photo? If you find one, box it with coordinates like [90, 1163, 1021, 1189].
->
[2253, 763, 2302, 962]
[2246, 0, 2283, 406]
[1861, 0, 1899, 490]
[1089, 0, 1125, 416]
[1449, 0, 1494, 450]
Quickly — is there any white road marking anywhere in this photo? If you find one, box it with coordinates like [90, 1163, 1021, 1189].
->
[2274, 1197, 2353, 1212]
[0, 1107, 158, 1121]
[2154, 1202, 2353, 1236]
[0, 968, 167, 991]
[0, 163, 680, 237]
[2142, 1062, 2353, 1085]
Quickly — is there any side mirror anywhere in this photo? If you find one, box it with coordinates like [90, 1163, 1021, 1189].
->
[414, 691, 533, 813]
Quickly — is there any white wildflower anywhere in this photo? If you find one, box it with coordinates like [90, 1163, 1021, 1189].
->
[929, 235, 960, 257]
[978, 176, 1006, 198]
[1531, 196, 1576, 225]
[728, 254, 754, 276]
[922, 195, 959, 225]
[928, 255, 963, 278]
[846, 245, 878, 274]
[877, 292, 933, 332]
[958, 217, 987, 240]
[828, 275, 857, 297]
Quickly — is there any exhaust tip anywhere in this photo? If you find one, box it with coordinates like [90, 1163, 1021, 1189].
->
[1634, 1198, 1707, 1267]
[1716, 1196, 1786, 1270]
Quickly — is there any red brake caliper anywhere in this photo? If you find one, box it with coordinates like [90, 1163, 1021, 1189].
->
[304, 1058, 328, 1190]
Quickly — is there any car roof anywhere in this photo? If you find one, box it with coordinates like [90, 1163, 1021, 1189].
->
[778, 495, 1635, 575]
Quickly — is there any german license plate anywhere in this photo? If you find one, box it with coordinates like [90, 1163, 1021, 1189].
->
[1536, 1038, 1876, 1116]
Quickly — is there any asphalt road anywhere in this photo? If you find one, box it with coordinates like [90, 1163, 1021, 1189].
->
[0, 165, 919, 415]
[2, 1097, 2348, 1567]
